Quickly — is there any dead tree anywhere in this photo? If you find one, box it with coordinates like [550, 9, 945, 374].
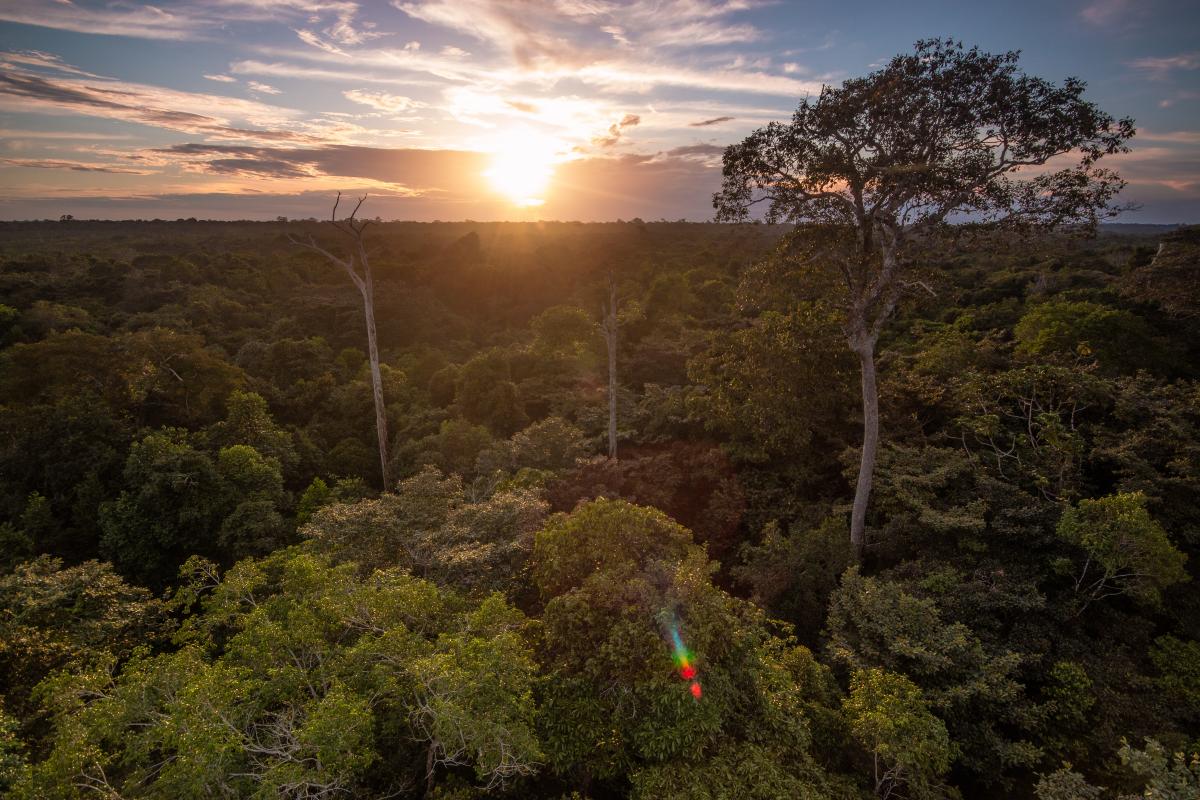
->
[599, 271, 619, 459]
[289, 193, 391, 490]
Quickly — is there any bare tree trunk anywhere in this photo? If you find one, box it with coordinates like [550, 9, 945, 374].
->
[850, 336, 879, 556]
[602, 277, 618, 459]
[290, 193, 391, 491]
[361, 271, 391, 490]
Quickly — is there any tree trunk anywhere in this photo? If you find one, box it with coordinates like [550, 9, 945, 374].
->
[361, 273, 391, 490]
[850, 337, 879, 556]
[604, 280, 618, 459]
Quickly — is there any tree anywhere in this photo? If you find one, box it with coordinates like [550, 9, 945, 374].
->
[826, 568, 1033, 784]
[0, 557, 168, 723]
[714, 38, 1134, 554]
[21, 549, 541, 798]
[1036, 739, 1200, 800]
[601, 270, 620, 458]
[1056, 491, 1188, 613]
[291, 194, 392, 490]
[532, 500, 841, 798]
[843, 668, 953, 800]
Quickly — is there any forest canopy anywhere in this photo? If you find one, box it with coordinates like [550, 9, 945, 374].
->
[0, 41, 1197, 800]
[1, 216, 1197, 799]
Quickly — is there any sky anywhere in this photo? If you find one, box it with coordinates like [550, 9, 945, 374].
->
[0, 0, 1198, 222]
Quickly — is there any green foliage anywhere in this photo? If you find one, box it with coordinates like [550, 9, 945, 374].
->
[99, 428, 229, 586]
[1037, 739, 1200, 800]
[0, 702, 26, 794]
[305, 466, 546, 594]
[954, 363, 1111, 501]
[733, 516, 853, 638]
[843, 668, 953, 799]
[1015, 300, 1169, 375]
[294, 476, 332, 525]
[406, 418, 496, 480]
[0, 557, 167, 720]
[206, 390, 297, 473]
[1150, 636, 1200, 713]
[1035, 767, 1105, 800]
[1056, 492, 1188, 611]
[533, 500, 835, 796]
[23, 548, 541, 798]
[1117, 738, 1200, 799]
[688, 304, 854, 463]
[477, 416, 590, 475]
[99, 430, 292, 584]
[456, 349, 528, 436]
[3, 210, 1199, 800]
[531, 305, 595, 355]
[827, 568, 1035, 783]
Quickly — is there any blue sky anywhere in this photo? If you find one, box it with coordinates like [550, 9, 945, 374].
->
[1, 0, 1197, 221]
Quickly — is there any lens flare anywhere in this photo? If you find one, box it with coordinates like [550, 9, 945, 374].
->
[668, 623, 702, 700]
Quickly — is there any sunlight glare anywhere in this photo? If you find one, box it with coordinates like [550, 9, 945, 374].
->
[484, 130, 560, 207]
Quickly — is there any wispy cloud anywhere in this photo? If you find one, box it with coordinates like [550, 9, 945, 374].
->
[689, 115, 734, 127]
[1129, 52, 1200, 79]
[1, 157, 151, 174]
[0, 0, 375, 41]
[343, 89, 423, 112]
[0, 1, 207, 39]
[1079, 0, 1134, 27]
[591, 112, 640, 147]
[248, 81, 284, 95]
[0, 60, 314, 144]
[204, 73, 238, 83]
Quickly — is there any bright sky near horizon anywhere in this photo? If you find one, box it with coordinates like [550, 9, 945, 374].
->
[0, 0, 1197, 222]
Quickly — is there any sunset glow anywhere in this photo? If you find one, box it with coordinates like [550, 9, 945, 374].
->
[483, 131, 561, 207]
[0, 1, 1195, 221]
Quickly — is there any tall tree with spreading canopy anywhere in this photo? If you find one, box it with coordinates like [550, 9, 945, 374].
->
[713, 38, 1134, 554]
[290, 194, 392, 490]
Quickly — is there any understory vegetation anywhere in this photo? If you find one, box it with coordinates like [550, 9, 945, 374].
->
[1, 219, 1198, 799]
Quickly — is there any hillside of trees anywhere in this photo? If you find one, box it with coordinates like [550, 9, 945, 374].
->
[1, 218, 1198, 799]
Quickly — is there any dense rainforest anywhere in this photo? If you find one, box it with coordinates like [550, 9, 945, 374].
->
[0, 218, 1198, 799]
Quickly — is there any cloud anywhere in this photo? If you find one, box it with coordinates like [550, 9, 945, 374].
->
[667, 143, 725, 158]
[324, 8, 386, 45]
[201, 158, 317, 178]
[0, 0, 373, 42]
[296, 28, 348, 55]
[0, 157, 150, 174]
[0, 65, 315, 144]
[0, 2, 207, 39]
[248, 81, 283, 95]
[343, 89, 423, 112]
[0, 50, 101, 77]
[1129, 52, 1200, 79]
[393, 0, 776, 71]
[0, 129, 136, 141]
[1137, 130, 1200, 145]
[1080, 0, 1134, 26]
[155, 142, 489, 191]
[590, 112, 640, 147]
[689, 115, 733, 127]
[642, 20, 759, 48]
[1, 147, 727, 222]
[204, 74, 238, 83]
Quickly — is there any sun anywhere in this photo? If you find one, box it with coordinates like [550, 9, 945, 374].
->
[483, 130, 560, 207]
